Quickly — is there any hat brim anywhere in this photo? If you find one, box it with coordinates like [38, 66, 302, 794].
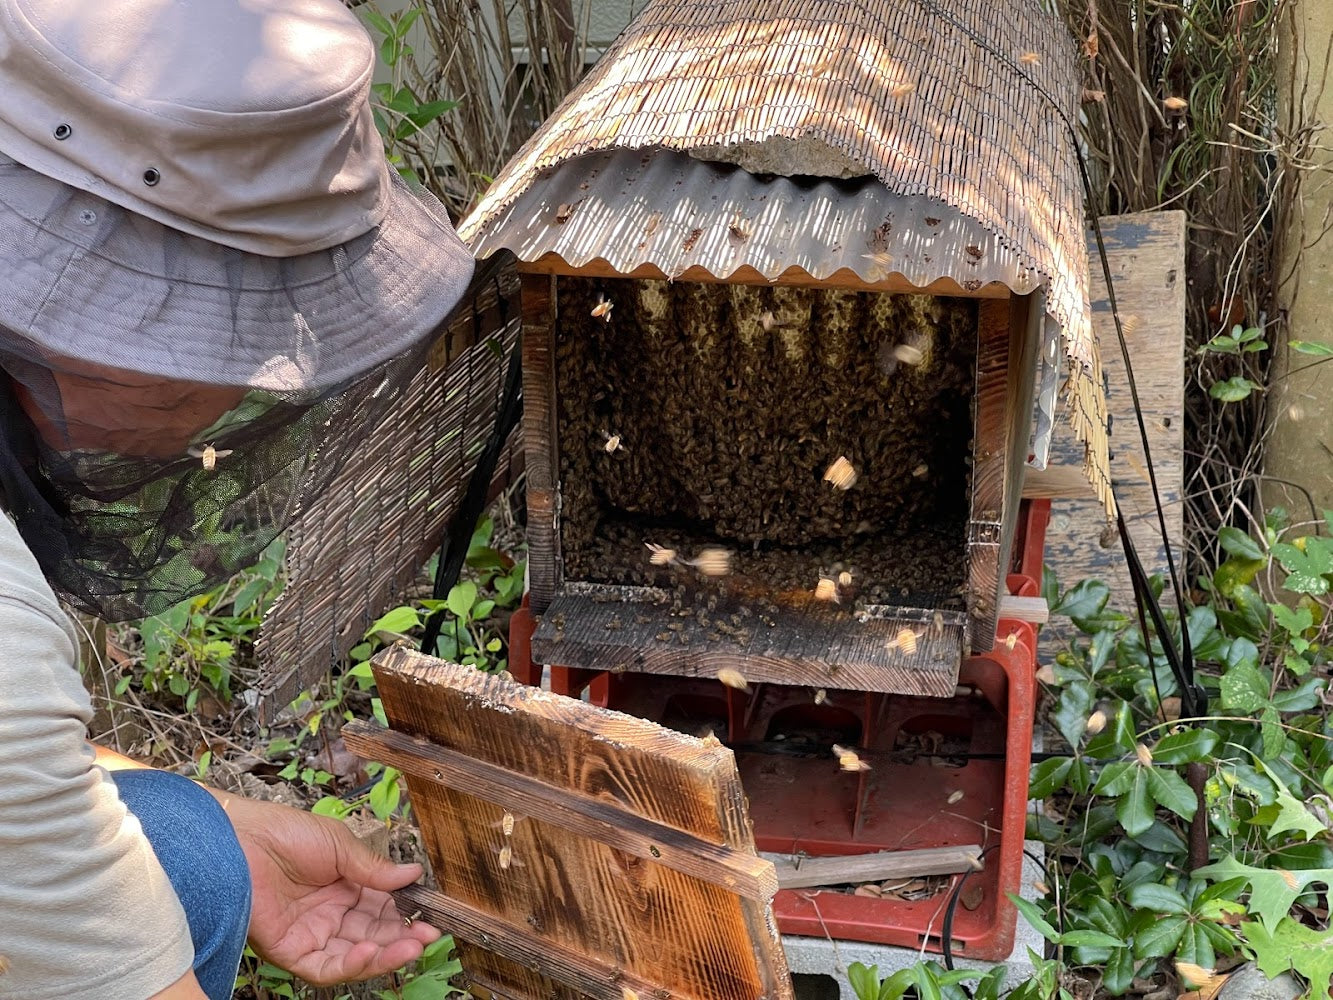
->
[0, 154, 474, 392]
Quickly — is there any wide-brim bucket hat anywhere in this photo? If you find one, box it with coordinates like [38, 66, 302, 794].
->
[0, 0, 475, 392]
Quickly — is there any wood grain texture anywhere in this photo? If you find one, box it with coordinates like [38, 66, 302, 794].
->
[769, 845, 982, 889]
[530, 591, 966, 697]
[522, 273, 560, 615]
[967, 299, 1013, 651]
[1039, 213, 1185, 624]
[362, 648, 794, 1000]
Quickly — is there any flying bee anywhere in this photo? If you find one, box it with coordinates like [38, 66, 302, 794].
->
[862, 251, 895, 280]
[823, 455, 858, 490]
[892, 342, 925, 366]
[837, 570, 854, 589]
[894, 627, 919, 655]
[1163, 96, 1188, 111]
[600, 430, 624, 453]
[645, 542, 678, 566]
[187, 444, 233, 471]
[947, 790, 964, 805]
[728, 220, 749, 242]
[495, 842, 526, 871]
[1019, 51, 1041, 65]
[686, 547, 731, 577]
[813, 576, 839, 603]
[1004, 631, 1018, 652]
[890, 81, 916, 98]
[591, 296, 614, 321]
[555, 202, 575, 223]
[912, 463, 929, 478]
[716, 667, 749, 691]
[814, 688, 828, 705]
[489, 810, 524, 837]
[832, 744, 872, 772]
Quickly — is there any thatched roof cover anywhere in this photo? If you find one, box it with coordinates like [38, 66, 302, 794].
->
[460, 0, 1109, 507]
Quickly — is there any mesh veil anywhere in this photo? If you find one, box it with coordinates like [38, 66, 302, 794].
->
[0, 338, 429, 621]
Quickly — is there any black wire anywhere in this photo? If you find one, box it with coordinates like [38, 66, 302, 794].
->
[941, 847, 1053, 974]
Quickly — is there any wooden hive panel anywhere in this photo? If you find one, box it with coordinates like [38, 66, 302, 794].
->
[344, 648, 794, 1000]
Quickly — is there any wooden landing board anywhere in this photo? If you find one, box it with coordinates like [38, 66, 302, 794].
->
[345, 648, 794, 1000]
[530, 589, 968, 697]
[1029, 212, 1186, 622]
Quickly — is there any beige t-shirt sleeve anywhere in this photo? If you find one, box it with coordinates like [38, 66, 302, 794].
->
[0, 514, 194, 1000]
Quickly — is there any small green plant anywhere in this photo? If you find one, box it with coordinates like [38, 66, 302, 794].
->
[125, 537, 286, 710]
[1023, 510, 1333, 996]
[1199, 323, 1333, 403]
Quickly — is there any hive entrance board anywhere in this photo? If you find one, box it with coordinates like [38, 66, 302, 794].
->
[342, 648, 794, 1000]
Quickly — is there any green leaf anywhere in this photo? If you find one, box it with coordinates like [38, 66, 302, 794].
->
[1242, 918, 1333, 1000]
[1029, 757, 1074, 799]
[1053, 579, 1110, 619]
[1290, 339, 1333, 356]
[1117, 768, 1155, 837]
[1260, 706, 1285, 761]
[1058, 929, 1125, 948]
[368, 605, 421, 636]
[1094, 760, 1137, 796]
[447, 580, 478, 620]
[1253, 758, 1328, 841]
[1220, 663, 1269, 712]
[1125, 882, 1189, 915]
[368, 771, 401, 821]
[1134, 913, 1186, 959]
[1051, 681, 1095, 747]
[1209, 376, 1260, 402]
[847, 963, 880, 1000]
[1271, 602, 1314, 635]
[1195, 855, 1333, 932]
[1271, 675, 1326, 711]
[1103, 947, 1137, 996]
[1151, 729, 1219, 765]
[1009, 894, 1060, 942]
[360, 9, 394, 37]
[1146, 766, 1198, 820]
[1218, 527, 1266, 561]
[1272, 539, 1333, 596]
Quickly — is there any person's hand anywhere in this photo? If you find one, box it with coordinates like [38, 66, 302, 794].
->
[211, 791, 440, 985]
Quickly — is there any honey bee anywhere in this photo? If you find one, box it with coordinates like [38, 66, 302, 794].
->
[1135, 743, 1154, 767]
[728, 220, 749, 242]
[187, 444, 233, 471]
[644, 213, 662, 237]
[1085, 708, 1108, 736]
[624, 990, 640, 1000]
[933, 610, 945, 635]
[832, 744, 871, 772]
[601, 430, 624, 453]
[862, 251, 895, 277]
[686, 547, 731, 577]
[912, 463, 929, 478]
[892, 343, 925, 366]
[894, 627, 919, 655]
[1019, 51, 1041, 65]
[1004, 631, 1019, 652]
[837, 570, 853, 589]
[823, 456, 858, 490]
[716, 667, 749, 691]
[947, 790, 964, 804]
[495, 843, 526, 871]
[1083, 31, 1099, 59]
[645, 542, 678, 566]
[814, 688, 828, 705]
[1163, 96, 1188, 111]
[489, 810, 523, 837]
[555, 202, 574, 223]
[814, 576, 839, 603]
[759, 310, 777, 332]
[890, 81, 916, 98]
[591, 296, 614, 321]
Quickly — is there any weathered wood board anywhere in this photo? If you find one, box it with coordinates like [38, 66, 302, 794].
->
[1027, 212, 1186, 628]
[343, 648, 794, 1000]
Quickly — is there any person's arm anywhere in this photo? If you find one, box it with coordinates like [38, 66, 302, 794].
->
[0, 517, 195, 1000]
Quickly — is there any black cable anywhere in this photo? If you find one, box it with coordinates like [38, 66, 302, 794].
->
[941, 847, 1052, 974]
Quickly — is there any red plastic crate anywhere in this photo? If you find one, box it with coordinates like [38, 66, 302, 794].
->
[509, 502, 1049, 961]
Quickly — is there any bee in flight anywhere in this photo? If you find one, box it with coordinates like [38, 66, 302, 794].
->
[187, 443, 233, 471]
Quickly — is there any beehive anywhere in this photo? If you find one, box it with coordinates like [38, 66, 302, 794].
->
[459, 0, 1106, 697]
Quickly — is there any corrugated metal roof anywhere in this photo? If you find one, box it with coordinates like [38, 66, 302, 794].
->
[470, 147, 1045, 293]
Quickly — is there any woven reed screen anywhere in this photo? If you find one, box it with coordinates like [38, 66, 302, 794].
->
[460, 0, 1109, 508]
[253, 258, 522, 719]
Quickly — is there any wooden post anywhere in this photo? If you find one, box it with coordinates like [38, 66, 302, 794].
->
[968, 298, 1013, 651]
[521, 272, 560, 614]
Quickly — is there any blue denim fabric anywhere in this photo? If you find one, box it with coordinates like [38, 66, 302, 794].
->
[110, 770, 252, 1000]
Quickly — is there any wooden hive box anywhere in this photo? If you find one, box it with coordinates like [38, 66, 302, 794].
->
[458, 0, 1110, 700]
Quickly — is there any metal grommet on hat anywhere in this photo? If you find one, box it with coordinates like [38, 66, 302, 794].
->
[142, 167, 160, 186]
[53, 124, 71, 140]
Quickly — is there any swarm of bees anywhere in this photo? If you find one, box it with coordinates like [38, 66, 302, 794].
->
[832, 743, 871, 772]
[187, 443, 232, 471]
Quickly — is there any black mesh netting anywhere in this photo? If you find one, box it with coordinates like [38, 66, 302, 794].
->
[0, 340, 428, 621]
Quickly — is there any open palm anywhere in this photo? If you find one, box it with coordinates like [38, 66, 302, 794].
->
[221, 794, 440, 986]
